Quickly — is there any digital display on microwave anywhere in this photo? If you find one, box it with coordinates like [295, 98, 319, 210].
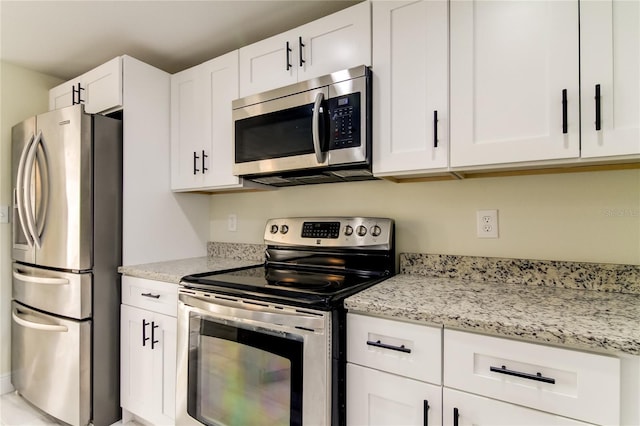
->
[337, 97, 349, 106]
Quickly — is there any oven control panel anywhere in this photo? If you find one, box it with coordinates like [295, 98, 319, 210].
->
[265, 217, 393, 249]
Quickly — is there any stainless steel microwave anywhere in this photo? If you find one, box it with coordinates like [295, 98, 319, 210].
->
[232, 66, 373, 186]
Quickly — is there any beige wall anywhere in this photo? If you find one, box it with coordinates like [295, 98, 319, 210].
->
[0, 61, 63, 382]
[210, 168, 640, 265]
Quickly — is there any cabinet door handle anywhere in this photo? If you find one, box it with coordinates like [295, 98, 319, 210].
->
[562, 89, 568, 134]
[286, 41, 292, 71]
[453, 407, 459, 426]
[423, 400, 429, 426]
[490, 365, 556, 384]
[142, 319, 150, 347]
[193, 151, 200, 175]
[151, 321, 159, 349]
[202, 150, 208, 173]
[72, 82, 85, 105]
[141, 292, 160, 299]
[595, 84, 601, 131]
[299, 36, 306, 67]
[433, 110, 439, 148]
[366, 339, 411, 353]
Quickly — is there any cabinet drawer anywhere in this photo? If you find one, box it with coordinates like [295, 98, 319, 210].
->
[443, 329, 620, 425]
[347, 313, 441, 384]
[121, 276, 178, 317]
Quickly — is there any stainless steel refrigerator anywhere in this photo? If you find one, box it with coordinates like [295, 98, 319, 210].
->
[10, 104, 122, 426]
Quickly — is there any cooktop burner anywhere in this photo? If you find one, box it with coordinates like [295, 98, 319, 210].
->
[180, 217, 395, 309]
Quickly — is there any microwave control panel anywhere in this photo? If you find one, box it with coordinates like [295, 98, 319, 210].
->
[328, 93, 361, 150]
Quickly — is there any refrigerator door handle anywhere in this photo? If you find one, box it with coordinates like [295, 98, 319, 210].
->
[35, 141, 49, 238]
[16, 133, 35, 247]
[12, 308, 68, 333]
[12, 269, 69, 285]
[23, 130, 43, 249]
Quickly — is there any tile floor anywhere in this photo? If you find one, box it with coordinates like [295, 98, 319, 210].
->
[0, 392, 128, 426]
[0, 392, 61, 426]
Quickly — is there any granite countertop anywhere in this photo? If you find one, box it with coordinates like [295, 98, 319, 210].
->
[345, 254, 640, 356]
[118, 256, 262, 284]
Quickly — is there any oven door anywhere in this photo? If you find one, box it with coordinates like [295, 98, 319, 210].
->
[176, 292, 332, 426]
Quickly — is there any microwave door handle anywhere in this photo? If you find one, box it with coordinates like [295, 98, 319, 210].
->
[312, 92, 326, 163]
[16, 133, 35, 247]
[23, 131, 42, 249]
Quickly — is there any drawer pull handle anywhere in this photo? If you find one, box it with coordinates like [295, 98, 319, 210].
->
[141, 292, 161, 299]
[453, 407, 459, 426]
[366, 339, 411, 353]
[490, 365, 556, 384]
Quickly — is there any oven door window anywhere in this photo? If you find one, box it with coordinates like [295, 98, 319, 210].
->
[188, 314, 303, 426]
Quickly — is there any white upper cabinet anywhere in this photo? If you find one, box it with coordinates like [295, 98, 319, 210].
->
[239, 1, 371, 98]
[49, 57, 122, 114]
[580, 0, 640, 158]
[449, 1, 580, 168]
[171, 51, 254, 192]
[372, 0, 449, 177]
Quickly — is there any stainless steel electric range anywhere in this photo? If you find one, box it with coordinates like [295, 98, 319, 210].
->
[176, 217, 395, 426]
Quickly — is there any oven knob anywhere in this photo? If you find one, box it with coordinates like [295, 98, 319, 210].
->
[371, 225, 382, 237]
[344, 225, 354, 236]
[356, 225, 367, 237]
[280, 225, 289, 234]
[270, 224, 279, 234]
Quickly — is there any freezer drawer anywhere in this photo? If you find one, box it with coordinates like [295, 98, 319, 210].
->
[12, 262, 91, 319]
[11, 301, 91, 426]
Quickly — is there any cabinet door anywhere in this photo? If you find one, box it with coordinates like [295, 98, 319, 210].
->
[171, 51, 245, 191]
[171, 66, 206, 190]
[48, 57, 122, 114]
[450, 1, 579, 167]
[348, 363, 442, 426]
[121, 305, 176, 425]
[298, 1, 371, 82]
[372, 0, 448, 177]
[443, 388, 592, 426]
[580, 0, 640, 158]
[49, 82, 75, 111]
[200, 51, 242, 188]
[239, 31, 298, 98]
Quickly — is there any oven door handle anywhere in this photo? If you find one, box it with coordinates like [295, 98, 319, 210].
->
[179, 293, 326, 331]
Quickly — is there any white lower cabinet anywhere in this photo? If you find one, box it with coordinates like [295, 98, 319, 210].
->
[442, 388, 591, 426]
[346, 313, 442, 426]
[443, 329, 620, 426]
[121, 276, 177, 425]
[348, 364, 442, 426]
[346, 315, 636, 426]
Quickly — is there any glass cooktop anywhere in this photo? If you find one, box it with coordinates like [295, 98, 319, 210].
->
[180, 265, 388, 309]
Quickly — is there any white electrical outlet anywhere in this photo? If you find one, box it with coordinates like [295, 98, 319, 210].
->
[476, 209, 499, 238]
[227, 214, 237, 232]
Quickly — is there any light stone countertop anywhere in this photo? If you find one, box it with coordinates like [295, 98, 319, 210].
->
[118, 256, 263, 284]
[344, 274, 640, 356]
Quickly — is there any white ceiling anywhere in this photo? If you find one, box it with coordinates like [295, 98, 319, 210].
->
[0, 0, 359, 80]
